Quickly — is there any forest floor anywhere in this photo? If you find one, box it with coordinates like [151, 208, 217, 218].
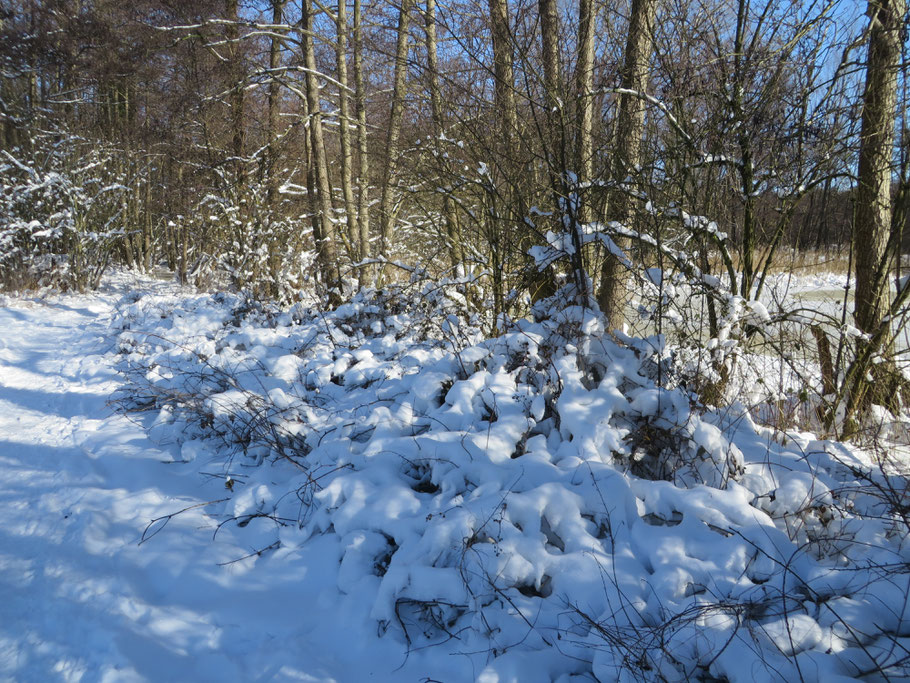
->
[1, 270, 908, 682]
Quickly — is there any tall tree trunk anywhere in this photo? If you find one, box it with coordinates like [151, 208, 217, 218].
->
[336, 0, 357, 257]
[266, 0, 285, 295]
[353, 0, 370, 275]
[732, 0, 757, 298]
[596, 0, 657, 326]
[539, 0, 560, 117]
[266, 0, 284, 206]
[488, 0, 542, 309]
[841, 0, 909, 429]
[425, 0, 463, 274]
[854, 0, 906, 336]
[378, 0, 412, 281]
[143, 170, 152, 270]
[539, 0, 585, 297]
[575, 0, 595, 224]
[302, 0, 341, 302]
[225, 0, 245, 186]
[488, 0, 517, 156]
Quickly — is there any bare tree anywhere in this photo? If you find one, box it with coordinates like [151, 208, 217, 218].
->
[597, 0, 658, 325]
[265, 0, 286, 294]
[302, 0, 341, 301]
[425, 0, 463, 273]
[266, 0, 285, 208]
[840, 0, 909, 426]
[854, 0, 907, 336]
[225, 0, 245, 186]
[335, 0, 357, 257]
[353, 0, 370, 272]
[575, 0, 596, 224]
[378, 0, 413, 281]
[488, 0, 518, 159]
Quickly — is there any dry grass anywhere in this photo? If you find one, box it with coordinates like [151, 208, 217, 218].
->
[706, 246, 853, 277]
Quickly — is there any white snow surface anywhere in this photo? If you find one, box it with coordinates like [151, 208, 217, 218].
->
[1, 271, 909, 682]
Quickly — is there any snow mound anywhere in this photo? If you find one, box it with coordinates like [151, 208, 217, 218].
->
[112, 284, 910, 681]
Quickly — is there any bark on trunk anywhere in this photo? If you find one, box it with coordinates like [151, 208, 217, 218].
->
[840, 0, 909, 431]
[597, 0, 657, 326]
[425, 0, 463, 273]
[225, 0, 245, 186]
[302, 0, 341, 302]
[575, 0, 595, 224]
[353, 0, 371, 275]
[336, 0, 357, 257]
[266, 0, 284, 206]
[854, 0, 906, 335]
[539, 0, 585, 298]
[378, 0, 412, 281]
[266, 0, 285, 295]
[488, 0, 518, 155]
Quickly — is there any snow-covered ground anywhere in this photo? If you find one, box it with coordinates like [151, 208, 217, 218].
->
[0, 276, 440, 682]
[2, 272, 910, 682]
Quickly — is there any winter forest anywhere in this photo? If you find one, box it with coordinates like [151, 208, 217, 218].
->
[2, 0, 910, 680]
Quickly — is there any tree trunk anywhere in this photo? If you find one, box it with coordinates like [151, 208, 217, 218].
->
[425, 0, 463, 274]
[353, 0, 370, 276]
[302, 0, 341, 303]
[575, 0, 595, 224]
[378, 0, 412, 281]
[225, 0, 245, 186]
[842, 0, 909, 429]
[539, 0, 585, 298]
[266, 0, 285, 295]
[336, 0, 357, 258]
[596, 0, 657, 326]
[485, 0, 522, 315]
[488, 0, 518, 155]
[539, 0, 560, 117]
[266, 0, 284, 207]
[732, 0, 757, 298]
[854, 0, 906, 336]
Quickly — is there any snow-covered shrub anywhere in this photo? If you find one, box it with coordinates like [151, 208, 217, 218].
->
[115, 281, 744, 489]
[109, 280, 910, 681]
[0, 131, 128, 291]
[534, 202, 881, 450]
[183, 179, 320, 303]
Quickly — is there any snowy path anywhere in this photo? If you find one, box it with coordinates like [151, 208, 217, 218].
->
[0, 292, 350, 682]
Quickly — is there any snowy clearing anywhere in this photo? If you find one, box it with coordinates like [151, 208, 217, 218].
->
[2, 272, 910, 682]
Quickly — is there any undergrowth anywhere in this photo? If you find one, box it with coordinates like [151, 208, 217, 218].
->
[111, 280, 910, 681]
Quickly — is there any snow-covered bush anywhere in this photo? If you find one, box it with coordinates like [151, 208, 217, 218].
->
[181, 178, 320, 303]
[102, 216, 910, 681]
[532, 201, 894, 451]
[114, 281, 745, 489]
[111, 277, 910, 680]
[0, 131, 129, 291]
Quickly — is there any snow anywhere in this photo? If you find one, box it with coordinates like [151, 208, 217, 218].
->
[1, 271, 909, 681]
